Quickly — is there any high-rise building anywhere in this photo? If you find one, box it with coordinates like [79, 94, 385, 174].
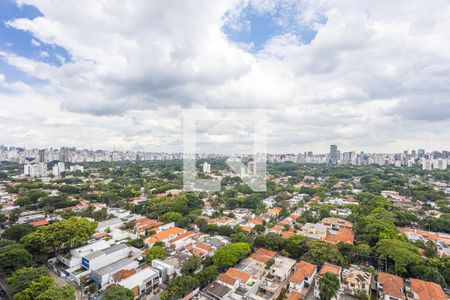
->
[59, 147, 69, 162]
[38, 149, 46, 163]
[202, 162, 211, 174]
[24, 163, 48, 177]
[52, 162, 65, 177]
[418, 149, 425, 157]
[330, 145, 338, 165]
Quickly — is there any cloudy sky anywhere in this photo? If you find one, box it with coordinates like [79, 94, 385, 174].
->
[0, 0, 449, 154]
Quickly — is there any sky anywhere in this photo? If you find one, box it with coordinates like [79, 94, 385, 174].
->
[0, 0, 450, 154]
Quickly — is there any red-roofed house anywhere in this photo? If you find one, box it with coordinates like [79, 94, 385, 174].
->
[255, 248, 277, 258]
[409, 278, 447, 300]
[144, 227, 186, 246]
[314, 263, 342, 299]
[377, 272, 406, 300]
[184, 242, 214, 258]
[29, 219, 49, 227]
[289, 261, 317, 296]
[168, 231, 198, 250]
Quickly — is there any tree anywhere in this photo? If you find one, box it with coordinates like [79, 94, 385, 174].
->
[253, 224, 266, 234]
[230, 232, 254, 245]
[195, 265, 218, 287]
[254, 233, 284, 251]
[318, 272, 340, 300]
[2, 224, 36, 241]
[15, 276, 55, 300]
[0, 243, 33, 275]
[35, 285, 76, 300]
[409, 264, 447, 287]
[213, 242, 251, 267]
[128, 238, 144, 248]
[181, 255, 201, 275]
[145, 246, 167, 263]
[160, 275, 200, 300]
[303, 240, 343, 267]
[20, 217, 97, 255]
[375, 239, 422, 275]
[7, 267, 48, 294]
[14, 275, 75, 300]
[284, 235, 307, 259]
[101, 285, 134, 300]
[162, 211, 183, 223]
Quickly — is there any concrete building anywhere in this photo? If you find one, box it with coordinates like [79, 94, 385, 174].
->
[91, 257, 138, 288]
[289, 260, 317, 297]
[118, 267, 161, 298]
[82, 244, 130, 271]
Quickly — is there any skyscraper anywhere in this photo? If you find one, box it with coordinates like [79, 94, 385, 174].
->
[330, 145, 338, 165]
[38, 149, 46, 163]
[59, 147, 69, 162]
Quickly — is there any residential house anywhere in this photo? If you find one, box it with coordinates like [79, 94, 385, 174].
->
[144, 227, 186, 246]
[377, 272, 406, 300]
[314, 263, 342, 300]
[340, 266, 372, 297]
[118, 267, 161, 299]
[407, 278, 447, 300]
[289, 260, 317, 297]
[258, 256, 296, 299]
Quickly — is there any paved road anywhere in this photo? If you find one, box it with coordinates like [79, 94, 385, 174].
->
[0, 277, 11, 300]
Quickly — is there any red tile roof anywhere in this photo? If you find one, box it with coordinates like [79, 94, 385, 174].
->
[325, 227, 355, 245]
[144, 227, 185, 244]
[255, 248, 277, 258]
[377, 272, 405, 300]
[249, 253, 272, 264]
[225, 268, 251, 285]
[318, 263, 341, 276]
[218, 273, 237, 286]
[410, 278, 447, 300]
[287, 291, 303, 300]
[168, 231, 197, 244]
[290, 261, 317, 284]
[29, 220, 49, 227]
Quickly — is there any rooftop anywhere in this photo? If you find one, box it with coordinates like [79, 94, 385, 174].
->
[318, 263, 342, 276]
[377, 272, 405, 300]
[410, 278, 447, 300]
[290, 261, 317, 284]
[94, 257, 136, 276]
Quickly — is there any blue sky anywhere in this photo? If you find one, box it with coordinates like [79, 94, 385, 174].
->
[223, 4, 323, 51]
[0, 0, 321, 85]
[0, 0, 69, 84]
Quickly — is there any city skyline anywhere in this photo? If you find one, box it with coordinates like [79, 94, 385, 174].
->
[1, 143, 450, 156]
[1, 1, 450, 152]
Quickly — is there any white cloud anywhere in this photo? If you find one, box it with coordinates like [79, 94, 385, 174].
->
[0, 0, 449, 152]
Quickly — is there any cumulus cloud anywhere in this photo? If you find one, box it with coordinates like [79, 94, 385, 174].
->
[0, 0, 450, 152]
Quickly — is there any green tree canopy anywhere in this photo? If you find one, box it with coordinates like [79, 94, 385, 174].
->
[253, 233, 285, 251]
[7, 267, 48, 294]
[2, 224, 36, 241]
[0, 243, 33, 275]
[20, 217, 97, 255]
[160, 275, 200, 300]
[15, 275, 75, 300]
[318, 272, 340, 300]
[303, 240, 343, 267]
[212, 242, 251, 267]
[375, 239, 422, 275]
[195, 265, 218, 287]
[101, 285, 134, 300]
[145, 245, 167, 263]
[181, 255, 201, 275]
[284, 235, 307, 259]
